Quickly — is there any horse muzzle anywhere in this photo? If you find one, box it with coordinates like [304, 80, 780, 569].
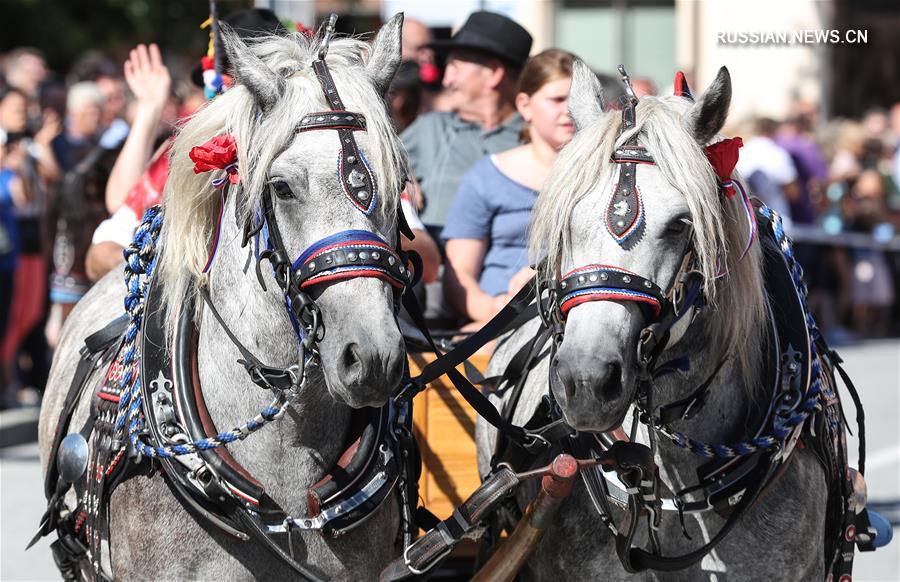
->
[323, 326, 405, 408]
[553, 345, 635, 433]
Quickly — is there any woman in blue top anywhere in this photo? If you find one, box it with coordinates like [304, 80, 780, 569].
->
[442, 49, 574, 328]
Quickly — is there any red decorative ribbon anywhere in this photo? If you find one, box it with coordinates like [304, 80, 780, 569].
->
[189, 134, 239, 187]
[704, 137, 743, 197]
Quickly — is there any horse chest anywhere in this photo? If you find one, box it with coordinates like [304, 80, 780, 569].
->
[107, 476, 399, 581]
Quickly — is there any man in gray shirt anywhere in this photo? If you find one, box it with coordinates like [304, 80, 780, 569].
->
[401, 11, 533, 236]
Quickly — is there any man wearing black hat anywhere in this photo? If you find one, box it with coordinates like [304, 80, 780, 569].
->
[401, 11, 532, 235]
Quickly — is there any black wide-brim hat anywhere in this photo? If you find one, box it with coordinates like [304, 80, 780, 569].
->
[428, 11, 533, 68]
[191, 8, 288, 87]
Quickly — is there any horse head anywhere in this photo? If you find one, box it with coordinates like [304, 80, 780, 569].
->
[533, 61, 764, 432]
[160, 15, 409, 409]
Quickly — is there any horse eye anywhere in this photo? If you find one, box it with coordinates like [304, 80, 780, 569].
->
[271, 181, 294, 200]
[665, 217, 691, 236]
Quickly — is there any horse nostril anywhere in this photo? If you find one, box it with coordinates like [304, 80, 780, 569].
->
[554, 357, 578, 400]
[340, 342, 363, 382]
[598, 362, 623, 401]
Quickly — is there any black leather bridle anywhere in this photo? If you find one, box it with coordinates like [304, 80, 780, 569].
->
[540, 67, 706, 372]
[201, 23, 418, 392]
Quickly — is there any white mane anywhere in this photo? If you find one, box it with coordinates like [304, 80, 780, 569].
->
[531, 95, 766, 364]
[157, 31, 406, 314]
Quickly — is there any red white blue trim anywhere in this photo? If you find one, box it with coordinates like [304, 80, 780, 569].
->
[560, 288, 662, 318]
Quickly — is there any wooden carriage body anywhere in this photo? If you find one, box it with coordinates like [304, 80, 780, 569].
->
[409, 352, 486, 519]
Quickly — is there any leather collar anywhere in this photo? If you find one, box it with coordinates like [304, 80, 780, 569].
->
[140, 271, 402, 538]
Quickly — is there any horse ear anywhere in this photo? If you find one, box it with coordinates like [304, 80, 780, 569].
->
[221, 26, 285, 113]
[684, 66, 731, 145]
[366, 12, 404, 96]
[568, 58, 606, 132]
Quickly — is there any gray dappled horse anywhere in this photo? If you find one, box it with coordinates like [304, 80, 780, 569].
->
[476, 62, 850, 581]
[39, 16, 413, 580]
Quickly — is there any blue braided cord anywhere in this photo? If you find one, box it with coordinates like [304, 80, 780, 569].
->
[663, 202, 825, 459]
[125, 386, 292, 459]
[110, 206, 301, 459]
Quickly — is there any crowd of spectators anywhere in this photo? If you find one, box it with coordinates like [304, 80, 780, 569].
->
[0, 38, 200, 408]
[733, 105, 900, 341]
[1, 8, 898, 408]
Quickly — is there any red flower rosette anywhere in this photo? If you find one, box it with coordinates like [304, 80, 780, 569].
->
[704, 136, 743, 197]
[189, 134, 240, 186]
[296, 21, 315, 37]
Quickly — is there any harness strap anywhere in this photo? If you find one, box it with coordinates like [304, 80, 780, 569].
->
[199, 286, 299, 392]
[409, 279, 539, 387]
[293, 229, 408, 291]
[620, 459, 772, 573]
[230, 506, 327, 582]
[311, 59, 377, 214]
[382, 466, 522, 580]
[830, 351, 866, 475]
[654, 356, 727, 425]
[83, 314, 129, 353]
[482, 325, 551, 394]
[297, 110, 366, 132]
[605, 83, 650, 245]
[397, 284, 540, 447]
[31, 315, 129, 551]
[489, 328, 555, 469]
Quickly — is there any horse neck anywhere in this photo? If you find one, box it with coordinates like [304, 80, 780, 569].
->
[196, 193, 351, 504]
[651, 308, 768, 470]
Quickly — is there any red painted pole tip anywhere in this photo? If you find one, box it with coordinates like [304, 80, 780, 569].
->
[541, 454, 578, 499]
[551, 454, 578, 479]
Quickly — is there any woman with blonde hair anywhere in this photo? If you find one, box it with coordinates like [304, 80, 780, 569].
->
[443, 49, 575, 329]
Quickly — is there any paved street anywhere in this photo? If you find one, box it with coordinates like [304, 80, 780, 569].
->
[1, 340, 897, 581]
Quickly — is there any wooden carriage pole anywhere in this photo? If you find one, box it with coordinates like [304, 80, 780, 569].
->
[472, 455, 578, 582]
